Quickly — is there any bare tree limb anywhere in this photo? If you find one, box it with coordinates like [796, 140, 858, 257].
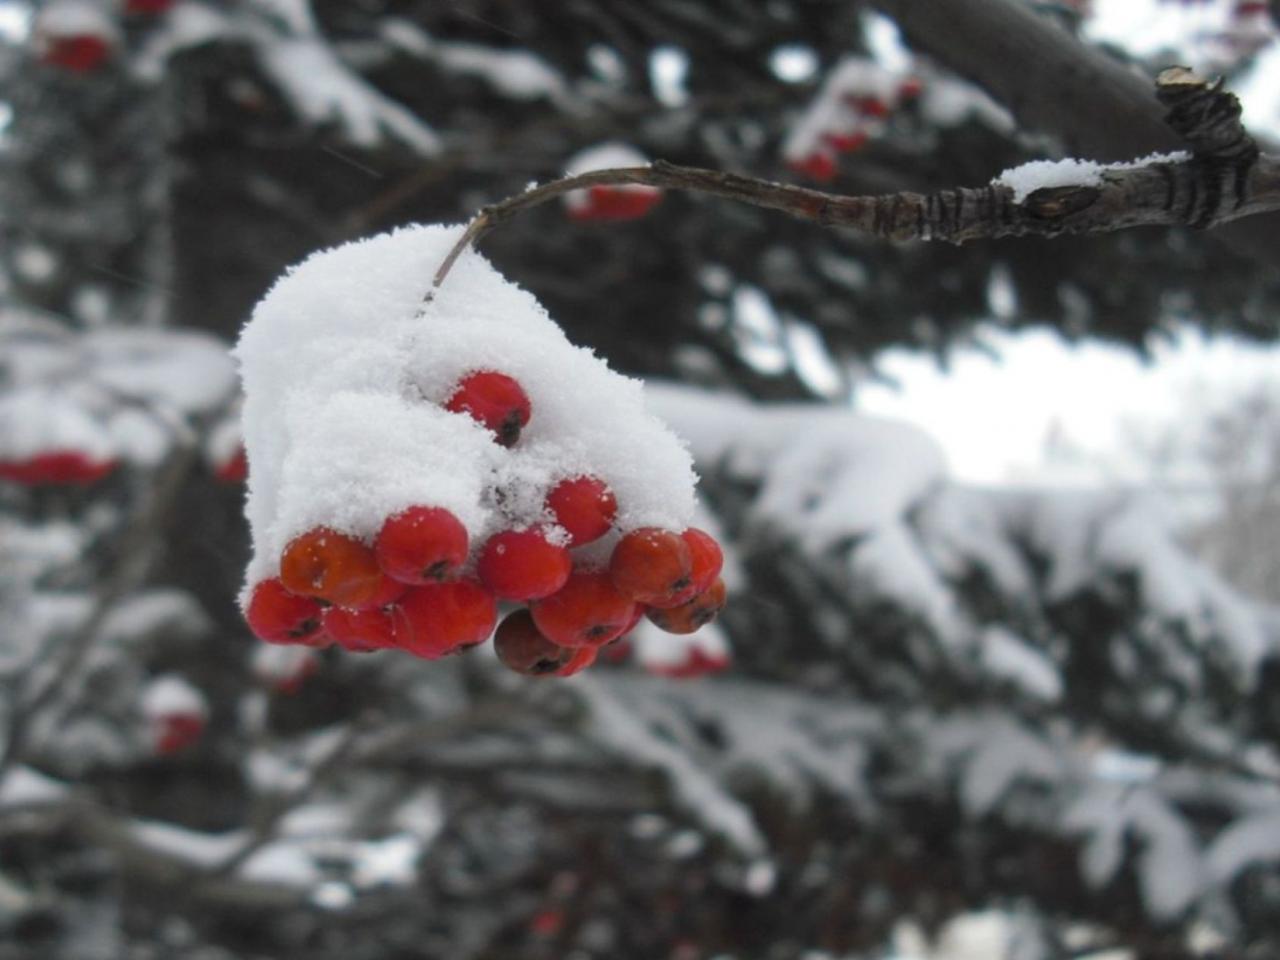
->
[428, 150, 1279, 293]
[871, 0, 1280, 273]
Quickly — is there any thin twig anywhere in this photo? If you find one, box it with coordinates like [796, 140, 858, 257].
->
[426, 145, 1279, 295]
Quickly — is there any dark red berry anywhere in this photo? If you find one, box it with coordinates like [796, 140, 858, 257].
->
[477, 528, 572, 600]
[155, 714, 204, 755]
[445, 371, 532, 447]
[494, 610, 575, 676]
[43, 35, 112, 72]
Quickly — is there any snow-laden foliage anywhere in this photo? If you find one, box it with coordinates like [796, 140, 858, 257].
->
[3, 1, 1280, 958]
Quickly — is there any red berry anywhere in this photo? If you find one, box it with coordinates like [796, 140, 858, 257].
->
[545, 475, 617, 546]
[898, 77, 924, 99]
[214, 446, 248, 484]
[609, 528, 693, 607]
[555, 645, 598, 677]
[681, 528, 724, 594]
[354, 573, 408, 610]
[493, 610, 576, 676]
[846, 94, 890, 118]
[375, 506, 469, 584]
[43, 35, 112, 72]
[788, 151, 837, 182]
[645, 578, 727, 635]
[445, 371, 531, 447]
[477, 528, 572, 600]
[322, 605, 401, 652]
[531, 570, 637, 648]
[156, 713, 204, 755]
[245, 578, 326, 645]
[620, 603, 645, 637]
[822, 130, 870, 154]
[0, 451, 116, 486]
[396, 580, 496, 659]
[280, 527, 383, 608]
[568, 185, 662, 222]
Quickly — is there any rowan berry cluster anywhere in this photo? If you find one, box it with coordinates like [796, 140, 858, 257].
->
[244, 369, 726, 678]
[35, 0, 175, 75]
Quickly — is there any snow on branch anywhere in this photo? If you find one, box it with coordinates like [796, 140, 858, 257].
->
[430, 70, 1277, 290]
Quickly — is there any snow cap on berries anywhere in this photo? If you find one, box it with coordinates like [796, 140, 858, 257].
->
[235, 224, 698, 600]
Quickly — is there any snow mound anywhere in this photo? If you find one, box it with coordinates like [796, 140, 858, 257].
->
[236, 223, 697, 592]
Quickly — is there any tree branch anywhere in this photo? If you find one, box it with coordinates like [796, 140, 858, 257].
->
[871, 0, 1280, 273]
[429, 148, 1279, 293]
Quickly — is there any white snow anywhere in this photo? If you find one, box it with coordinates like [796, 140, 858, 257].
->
[782, 55, 901, 164]
[0, 323, 236, 468]
[380, 18, 570, 106]
[646, 383, 946, 554]
[131, 820, 248, 867]
[995, 152, 1191, 203]
[258, 39, 440, 154]
[1206, 812, 1280, 884]
[34, 0, 118, 41]
[0, 766, 68, 808]
[141, 675, 207, 719]
[577, 677, 767, 855]
[979, 627, 1062, 701]
[632, 619, 730, 672]
[236, 224, 697, 592]
[0, 388, 115, 461]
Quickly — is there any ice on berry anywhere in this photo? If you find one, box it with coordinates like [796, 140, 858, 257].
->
[236, 223, 698, 604]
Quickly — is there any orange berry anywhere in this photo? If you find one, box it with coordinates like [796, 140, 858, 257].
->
[280, 527, 384, 608]
[609, 527, 693, 607]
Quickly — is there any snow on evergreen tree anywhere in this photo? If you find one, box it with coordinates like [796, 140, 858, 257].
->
[1, 1, 1279, 957]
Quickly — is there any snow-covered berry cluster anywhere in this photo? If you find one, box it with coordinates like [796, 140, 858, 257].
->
[0, 317, 238, 489]
[783, 56, 922, 182]
[237, 225, 726, 678]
